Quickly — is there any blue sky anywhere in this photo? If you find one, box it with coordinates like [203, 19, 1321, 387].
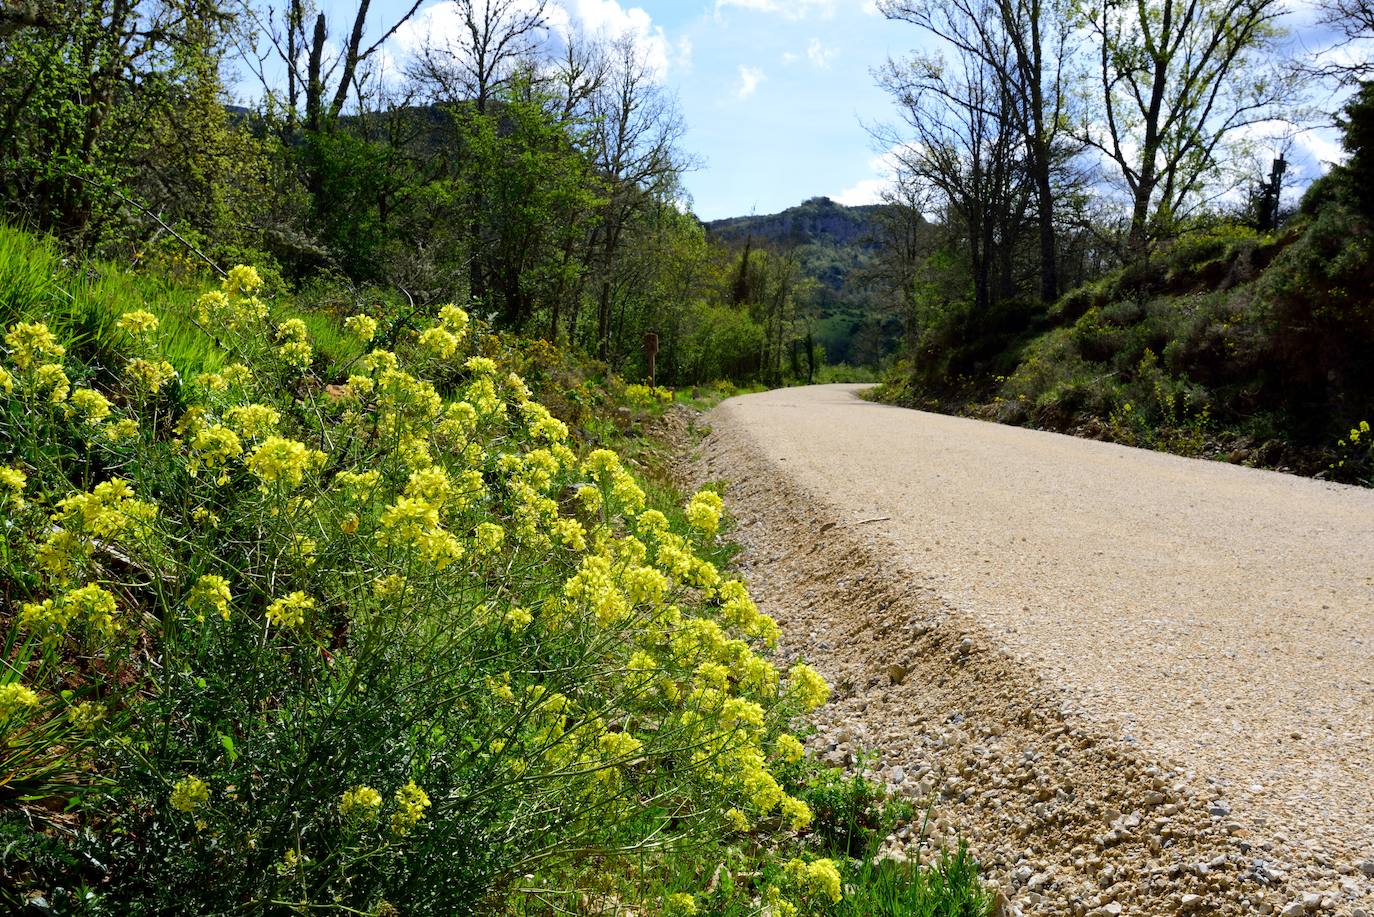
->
[617, 1, 914, 220]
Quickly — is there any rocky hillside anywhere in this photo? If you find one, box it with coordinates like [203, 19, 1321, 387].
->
[706, 197, 904, 368]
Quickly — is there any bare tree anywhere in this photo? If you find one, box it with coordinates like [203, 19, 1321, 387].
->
[242, 0, 425, 133]
[1310, 0, 1374, 85]
[407, 0, 549, 115]
[581, 34, 691, 359]
[879, 0, 1076, 301]
[876, 45, 1032, 313]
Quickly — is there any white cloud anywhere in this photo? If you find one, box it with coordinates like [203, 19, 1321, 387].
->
[736, 65, 766, 99]
[833, 143, 912, 204]
[807, 37, 837, 68]
[781, 50, 800, 64]
[395, 0, 674, 80]
[714, 0, 844, 20]
[553, 0, 673, 77]
[833, 177, 889, 205]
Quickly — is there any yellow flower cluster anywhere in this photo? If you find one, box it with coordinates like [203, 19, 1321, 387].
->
[4, 321, 65, 369]
[0, 682, 40, 718]
[339, 785, 384, 821]
[345, 313, 378, 343]
[127, 358, 177, 394]
[439, 303, 470, 338]
[170, 775, 211, 813]
[20, 583, 122, 643]
[115, 310, 159, 336]
[685, 490, 723, 536]
[246, 437, 326, 490]
[70, 387, 113, 422]
[188, 575, 232, 621]
[783, 857, 843, 904]
[226, 404, 281, 439]
[0, 465, 26, 509]
[266, 591, 314, 629]
[39, 480, 157, 580]
[390, 780, 431, 835]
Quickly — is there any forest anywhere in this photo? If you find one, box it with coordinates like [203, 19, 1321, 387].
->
[864, 0, 1374, 479]
[0, 0, 832, 388]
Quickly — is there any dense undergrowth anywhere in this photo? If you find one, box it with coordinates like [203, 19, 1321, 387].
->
[873, 174, 1374, 482]
[0, 228, 990, 915]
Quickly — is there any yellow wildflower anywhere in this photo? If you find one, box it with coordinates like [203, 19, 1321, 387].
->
[115, 310, 159, 335]
[339, 785, 384, 821]
[0, 465, 26, 510]
[5, 322, 64, 370]
[0, 683, 40, 718]
[222, 264, 263, 295]
[474, 522, 504, 554]
[127, 358, 177, 394]
[35, 363, 69, 402]
[170, 775, 211, 813]
[439, 303, 470, 338]
[70, 388, 112, 422]
[265, 591, 314, 629]
[664, 893, 697, 916]
[189, 575, 232, 621]
[246, 437, 324, 489]
[787, 663, 830, 711]
[344, 314, 378, 343]
[390, 780, 431, 835]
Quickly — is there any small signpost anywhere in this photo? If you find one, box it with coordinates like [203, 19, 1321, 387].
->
[643, 331, 659, 388]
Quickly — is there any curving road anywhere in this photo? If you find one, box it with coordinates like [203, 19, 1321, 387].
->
[709, 384, 1374, 880]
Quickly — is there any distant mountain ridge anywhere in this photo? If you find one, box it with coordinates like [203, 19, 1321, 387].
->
[704, 196, 900, 367]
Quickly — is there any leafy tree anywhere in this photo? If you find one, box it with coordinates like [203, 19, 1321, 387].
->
[0, 0, 232, 242]
[1077, 0, 1296, 250]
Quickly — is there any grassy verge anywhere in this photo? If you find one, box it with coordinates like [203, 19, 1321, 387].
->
[0, 225, 990, 915]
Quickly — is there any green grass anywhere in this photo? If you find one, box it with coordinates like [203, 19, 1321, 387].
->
[0, 224, 363, 382]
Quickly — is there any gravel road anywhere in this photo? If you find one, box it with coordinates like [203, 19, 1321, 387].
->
[696, 384, 1374, 916]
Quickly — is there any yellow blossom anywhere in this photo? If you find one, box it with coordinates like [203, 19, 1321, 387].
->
[0, 465, 26, 510]
[5, 322, 64, 369]
[115, 310, 159, 335]
[344, 314, 378, 343]
[439, 303, 470, 337]
[339, 785, 384, 821]
[70, 388, 113, 422]
[170, 775, 211, 813]
[189, 575, 232, 621]
[246, 437, 324, 489]
[787, 663, 830, 711]
[35, 363, 69, 402]
[390, 780, 431, 835]
[266, 591, 314, 629]
[664, 893, 697, 916]
[222, 264, 263, 295]
[0, 682, 40, 718]
[127, 358, 177, 394]
[474, 522, 504, 554]
[419, 326, 458, 359]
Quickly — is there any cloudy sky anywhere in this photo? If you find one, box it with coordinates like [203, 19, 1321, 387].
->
[268, 0, 1353, 221]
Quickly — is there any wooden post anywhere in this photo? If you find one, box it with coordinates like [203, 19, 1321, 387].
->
[643, 331, 659, 388]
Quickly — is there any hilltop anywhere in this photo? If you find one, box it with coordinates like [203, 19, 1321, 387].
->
[706, 197, 909, 369]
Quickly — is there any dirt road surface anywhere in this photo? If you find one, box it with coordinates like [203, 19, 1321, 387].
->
[693, 384, 1374, 916]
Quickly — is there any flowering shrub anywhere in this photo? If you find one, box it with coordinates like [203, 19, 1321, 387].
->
[0, 269, 831, 913]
